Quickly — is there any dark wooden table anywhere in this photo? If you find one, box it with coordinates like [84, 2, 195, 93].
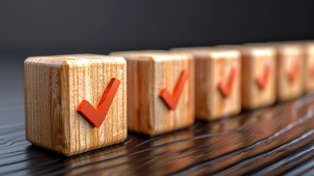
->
[2, 56, 314, 175]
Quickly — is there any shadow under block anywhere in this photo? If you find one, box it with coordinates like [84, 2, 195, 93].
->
[24, 54, 127, 156]
[110, 51, 195, 136]
[270, 43, 304, 101]
[171, 48, 241, 121]
[240, 46, 276, 109]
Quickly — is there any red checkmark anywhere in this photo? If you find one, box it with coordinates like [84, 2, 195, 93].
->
[218, 66, 239, 98]
[256, 63, 274, 90]
[77, 78, 121, 128]
[287, 60, 301, 83]
[159, 70, 189, 110]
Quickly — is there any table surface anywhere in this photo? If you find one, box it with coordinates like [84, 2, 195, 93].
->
[2, 56, 314, 175]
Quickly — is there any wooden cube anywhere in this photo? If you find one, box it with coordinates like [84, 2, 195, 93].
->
[294, 41, 314, 93]
[217, 45, 277, 109]
[170, 47, 241, 121]
[241, 46, 276, 109]
[267, 43, 304, 101]
[110, 51, 194, 136]
[24, 54, 127, 156]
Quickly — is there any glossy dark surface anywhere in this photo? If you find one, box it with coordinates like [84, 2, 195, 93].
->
[2, 92, 314, 175]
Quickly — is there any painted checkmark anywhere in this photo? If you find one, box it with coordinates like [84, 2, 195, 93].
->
[77, 78, 121, 128]
[287, 60, 301, 83]
[218, 66, 239, 98]
[159, 70, 189, 110]
[256, 63, 274, 90]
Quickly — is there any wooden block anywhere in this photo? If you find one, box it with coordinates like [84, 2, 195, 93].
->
[170, 47, 241, 121]
[291, 41, 314, 93]
[241, 46, 276, 109]
[217, 45, 277, 109]
[303, 42, 314, 93]
[266, 43, 304, 101]
[110, 51, 194, 136]
[24, 54, 127, 156]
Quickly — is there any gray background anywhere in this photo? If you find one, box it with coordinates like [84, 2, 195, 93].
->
[0, 0, 314, 102]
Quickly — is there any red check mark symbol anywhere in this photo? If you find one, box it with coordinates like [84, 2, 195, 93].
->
[256, 63, 274, 90]
[77, 78, 121, 128]
[159, 70, 189, 110]
[287, 60, 301, 83]
[218, 66, 239, 98]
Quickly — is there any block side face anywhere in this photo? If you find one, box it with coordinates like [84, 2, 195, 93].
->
[24, 57, 64, 153]
[126, 59, 152, 135]
[194, 54, 210, 118]
[240, 54, 252, 108]
[151, 55, 194, 136]
[210, 55, 241, 120]
[60, 61, 71, 155]
[62, 59, 127, 156]
[276, 50, 304, 101]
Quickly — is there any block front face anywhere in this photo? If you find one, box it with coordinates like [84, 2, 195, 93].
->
[110, 52, 194, 136]
[209, 52, 241, 120]
[275, 45, 304, 101]
[304, 44, 314, 92]
[24, 54, 127, 156]
[241, 48, 276, 109]
[151, 55, 194, 136]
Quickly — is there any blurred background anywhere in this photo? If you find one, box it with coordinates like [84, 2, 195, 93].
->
[1, 0, 314, 101]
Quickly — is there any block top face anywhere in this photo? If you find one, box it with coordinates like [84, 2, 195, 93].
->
[243, 47, 276, 59]
[170, 46, 211, 52]
[170, 46, 219, 53]
[170, 47, 240, 59]
[110, 51, 193, 62]
[265, 43, 303, 55]
[208, 49, 240, 59]
[214, 45, 275, 61]
[284, 41, 314, 55]
[304, 43, 314, 55]
[110, 50, 168, 57]
[25, 54, 126, 64]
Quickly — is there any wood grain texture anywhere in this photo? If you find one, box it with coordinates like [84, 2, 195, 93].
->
[110, 51, 194, 136]
[301, 42, 314, 93]
[171, 48, 241, 120]
[216, 45, 277, 109]
[270, 43, 304, 101]
[24, 54, 127, 156]
[240, 46, 276, 109]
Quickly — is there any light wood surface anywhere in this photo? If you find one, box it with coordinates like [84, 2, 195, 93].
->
[268, 43, 304, 101]
[292, 41, 314, 93]
[217, 45, 276, 109]
[240, 46, 276, 109]
[304, 43, 314, 93]
[170, 48, 241, 121]
[24, 54, 127, 156]
[110, 51, 194, 136]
